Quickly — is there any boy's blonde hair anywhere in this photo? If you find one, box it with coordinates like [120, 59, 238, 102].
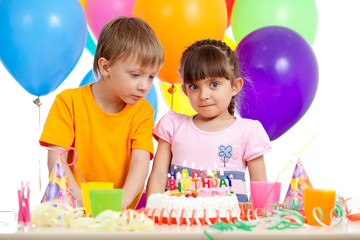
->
[93, 16, 164, 79]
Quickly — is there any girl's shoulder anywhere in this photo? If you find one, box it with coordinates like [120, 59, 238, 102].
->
[235, 117, 266, 131]
[160, 110, 192, 124]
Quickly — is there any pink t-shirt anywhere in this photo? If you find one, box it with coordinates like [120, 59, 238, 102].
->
[153, 111, 271, 202]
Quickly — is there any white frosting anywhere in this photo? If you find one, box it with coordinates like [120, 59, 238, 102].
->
[146, 193, 240, 219]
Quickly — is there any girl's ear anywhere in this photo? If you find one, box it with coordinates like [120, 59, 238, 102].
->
[182, 84, 188, 97]
[232, 78, 244, 96]
[98, 57, 110, 77]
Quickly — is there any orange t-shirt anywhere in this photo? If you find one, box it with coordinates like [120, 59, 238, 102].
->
[39, 84, 154, 209]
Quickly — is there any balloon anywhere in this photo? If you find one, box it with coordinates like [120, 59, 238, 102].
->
[235, 26, 318, 141]
[231, 0, 318, 44]
[79, 0, 85, 9]
[85, 0, 136, 41]
[144, 83, 159, 122]
[159, 82, 196, 116]
[223, 35, 237, 51]
[0, 0, 87, 97]
[85, 30, 96, 55]
[79, 70, 158, 121]
[79, 70, 97, 87]
[134, 0, 227, 85]
[225, 0, 235, 27]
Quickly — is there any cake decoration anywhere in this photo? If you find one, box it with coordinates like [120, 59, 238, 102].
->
[168, 167, 233, 193]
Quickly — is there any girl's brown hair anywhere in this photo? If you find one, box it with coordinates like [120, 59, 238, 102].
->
[180, 39, 244, 115]
[93, 16, 164, 79]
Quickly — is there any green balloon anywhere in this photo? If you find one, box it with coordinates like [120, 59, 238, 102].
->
[231, 0, 318, 44]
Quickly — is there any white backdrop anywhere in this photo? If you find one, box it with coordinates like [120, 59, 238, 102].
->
[1, 0, 360, 211]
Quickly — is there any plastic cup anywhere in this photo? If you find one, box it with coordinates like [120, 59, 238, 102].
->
[303, 189, 336, 226]
[81, 182, 114, 216]
[250, 181, 281, 209]
[89, 189, 123, 217]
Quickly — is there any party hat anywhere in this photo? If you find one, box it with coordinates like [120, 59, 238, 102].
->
[283, 159, 313, 211]
[40, 147, 86, 208]
[41, 159, 78, 208]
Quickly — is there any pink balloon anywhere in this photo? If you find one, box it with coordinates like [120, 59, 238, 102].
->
[85, 0, 136, 40]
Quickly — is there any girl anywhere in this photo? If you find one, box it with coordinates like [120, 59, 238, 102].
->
[147, 39, 271, 208]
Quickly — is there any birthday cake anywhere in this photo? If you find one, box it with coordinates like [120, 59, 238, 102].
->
[145, 188, 240, 225]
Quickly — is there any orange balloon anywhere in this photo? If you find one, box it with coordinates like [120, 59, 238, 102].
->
[134, 0, 227, 85]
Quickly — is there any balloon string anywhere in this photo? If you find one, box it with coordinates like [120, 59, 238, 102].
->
[42, 146, 87, 183]
[33, 97, 42, 193]
[293, 134, 316, 156]
[167, 84, 176, 110]
[171, 91, 174, 110]
[274, 134, 317, 183]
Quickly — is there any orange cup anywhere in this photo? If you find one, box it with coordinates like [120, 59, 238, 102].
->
[303, 189, 336, 226]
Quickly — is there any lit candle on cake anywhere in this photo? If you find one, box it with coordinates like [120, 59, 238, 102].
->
[227, 174, 233, 193]
[183, 160, 187, 167]
[214, 161, 218, 170]
[207, 168, 212, 177]
[176, 171, 182, 191]
[191, 162, 195, 169]
[219, 170, 228, 188]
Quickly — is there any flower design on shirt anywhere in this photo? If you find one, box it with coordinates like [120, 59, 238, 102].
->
[218, 145, 232, 167]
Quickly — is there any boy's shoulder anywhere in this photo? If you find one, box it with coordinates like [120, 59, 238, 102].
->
[133, 98, 155, 114]
[56, 85, 88, 100]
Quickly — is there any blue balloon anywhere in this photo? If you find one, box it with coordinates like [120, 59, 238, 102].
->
[144, 84, 159, 121]
[79, 70, 97, 87]
[0, 0, 87, 96]
[79, 70, 158, 121]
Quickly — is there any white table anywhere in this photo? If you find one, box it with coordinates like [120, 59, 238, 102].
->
[2, 212, 360, 240]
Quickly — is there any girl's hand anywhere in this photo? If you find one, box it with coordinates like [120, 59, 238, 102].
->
[238, 202, 252, 210]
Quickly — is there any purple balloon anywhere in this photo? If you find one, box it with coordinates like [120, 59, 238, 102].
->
[235, 26, 318, 140]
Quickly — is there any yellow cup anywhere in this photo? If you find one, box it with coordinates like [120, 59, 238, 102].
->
[81, 182, 114, 216]
[303, 189, 336, 226]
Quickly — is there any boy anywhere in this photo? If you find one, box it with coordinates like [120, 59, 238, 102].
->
[40, 16, 164, 209]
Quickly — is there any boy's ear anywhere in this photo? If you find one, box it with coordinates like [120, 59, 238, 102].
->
[232, 78, 244, 96]
[98, 57, 110, 77]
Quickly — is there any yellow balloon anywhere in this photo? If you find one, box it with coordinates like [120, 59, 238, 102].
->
[79, 0, 85, 10]
[223, 35, 237, 51]
[159, 82, 197, 116]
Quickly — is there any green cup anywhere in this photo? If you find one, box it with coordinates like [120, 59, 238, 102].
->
[89, 189, 123, 217]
